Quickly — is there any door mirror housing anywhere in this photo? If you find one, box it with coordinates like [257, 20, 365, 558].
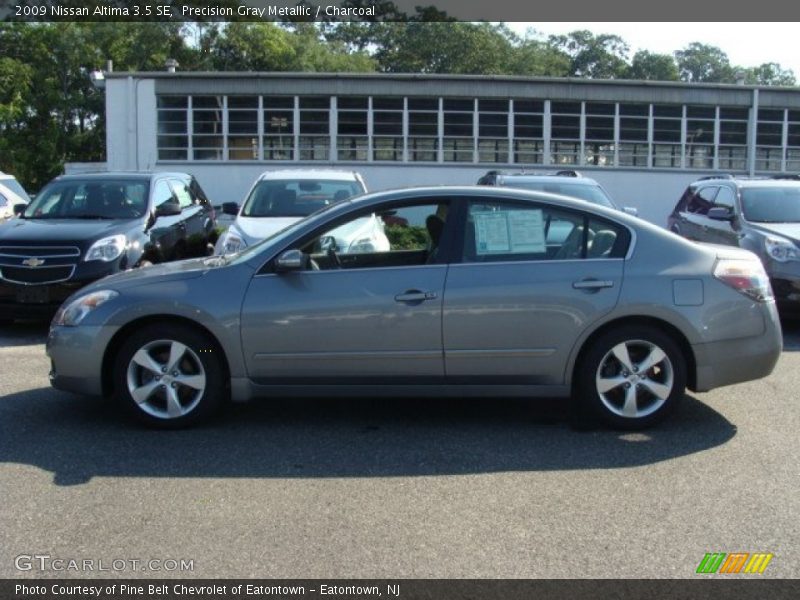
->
[222, 202, 240, 216]
[708, 207, 735, 221]
[275, 249, 309, 273]
[13, 203, 26, 216]
[155, 201, 181, 218]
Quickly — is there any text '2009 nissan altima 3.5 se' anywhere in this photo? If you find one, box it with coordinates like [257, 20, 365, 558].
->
[46, 186, 782, 429]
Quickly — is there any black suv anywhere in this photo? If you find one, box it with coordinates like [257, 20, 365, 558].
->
[0, 171, 216, 321]
[668, 174, 800, 313]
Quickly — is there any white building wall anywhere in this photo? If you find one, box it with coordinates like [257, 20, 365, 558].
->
[101, 76, 721, 227]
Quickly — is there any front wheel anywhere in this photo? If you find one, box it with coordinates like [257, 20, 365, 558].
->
[576, 325, 686, 429]
[113, 324, 225, 428]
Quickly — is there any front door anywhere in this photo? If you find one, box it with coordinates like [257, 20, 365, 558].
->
[240, 200, 452, 381]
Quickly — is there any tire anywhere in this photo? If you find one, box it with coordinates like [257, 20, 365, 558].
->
[113, 323, 225, 428]
[576, 325, 686, 430]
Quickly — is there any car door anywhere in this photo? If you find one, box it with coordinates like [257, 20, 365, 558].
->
[703, 185, 742, 247]
[169, 177, 208, 254]
[681, 185, 718, 242]
[240, 200, 453, 381]
[148, 179, 183, 261]
[442, 198, 627, 384]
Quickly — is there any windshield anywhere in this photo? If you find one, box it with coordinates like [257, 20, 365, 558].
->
[502, 181, 617, 209]
[0, 178, 29, 200]
[241, 179, 364, 218]
[228, 199, 350, 265]
[741, 186, 800, 223]
[23, 180, 149, 220]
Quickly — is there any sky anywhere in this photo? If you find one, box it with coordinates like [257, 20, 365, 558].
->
[506, 22, 799, 77]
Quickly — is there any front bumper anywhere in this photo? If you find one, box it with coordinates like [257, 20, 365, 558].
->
[46, 324, 119, 396]
[692, 300, 782, 392]
[0, 264, 120, 320]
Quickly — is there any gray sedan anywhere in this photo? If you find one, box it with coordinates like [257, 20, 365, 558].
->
[46, 187, 782, 429]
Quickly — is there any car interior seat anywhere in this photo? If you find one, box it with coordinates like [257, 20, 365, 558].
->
[425, 214, 445, 263]
[588, 230, 617, 258]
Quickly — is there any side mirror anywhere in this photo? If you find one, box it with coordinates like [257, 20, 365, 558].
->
[222, 202, 240, 216]
[708, 207, 734, 221]
[13, 203, 26, 216]
[622, 206, 638, 217]
[275, 249, 309, 273]
[155, 202, 181, 218]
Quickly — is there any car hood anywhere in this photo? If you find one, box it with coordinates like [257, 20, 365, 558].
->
[748, 222, 800, 243]
[84, 256, 228, 291]
[0, 217, 138, 244]
[234, 216, 302, 245]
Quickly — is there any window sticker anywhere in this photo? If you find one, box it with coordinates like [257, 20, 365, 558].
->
[473, 209, 546, 255]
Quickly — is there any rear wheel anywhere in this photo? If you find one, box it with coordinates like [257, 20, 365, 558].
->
[113, 324, 225, 428]
[576, 325, 686, 429]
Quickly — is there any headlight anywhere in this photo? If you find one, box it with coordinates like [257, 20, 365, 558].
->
[764, 235, 800, 263]
[85, 235, 126, 262]
[53, 290, 119, 327]
[221, 232, 246, 255]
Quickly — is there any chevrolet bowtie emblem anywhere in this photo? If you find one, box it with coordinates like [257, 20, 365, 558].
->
[22, 257, 45, 267]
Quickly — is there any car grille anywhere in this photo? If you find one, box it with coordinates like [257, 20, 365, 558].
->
[0, 245, 81, 285]
[0, 265, 75, 284]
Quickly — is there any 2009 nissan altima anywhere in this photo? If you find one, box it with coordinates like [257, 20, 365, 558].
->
[46, 186, 782, 429]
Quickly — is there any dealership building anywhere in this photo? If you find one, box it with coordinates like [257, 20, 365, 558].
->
[97, 71, 800, 223]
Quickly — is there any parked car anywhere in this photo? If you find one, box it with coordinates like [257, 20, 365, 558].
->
[477, 169, 639, 215]
[0, 171, 216, 322]
[47, 186, 781, 430]
[215, 169, 367, 255]
[668, 174, 800, 314]
[0, 171, 31, 220]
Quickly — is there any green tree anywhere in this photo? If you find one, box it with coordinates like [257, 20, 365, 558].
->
[674, 42, 735, 83]
[742, 62, 796, 86]
[375, 22, 515, 74]
[627, 50, 679, 81]
[549, 30, 629, 78]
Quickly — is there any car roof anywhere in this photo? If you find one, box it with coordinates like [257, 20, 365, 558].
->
[257, 169, 363, 182]
[54, 171, 191, 182]
[347, 185, 624, 217]
[693, 175, 800, 188]
[496, 174, 601, 186]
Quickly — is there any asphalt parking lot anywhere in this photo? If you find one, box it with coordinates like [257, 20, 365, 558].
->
[1, 321, 799, 579]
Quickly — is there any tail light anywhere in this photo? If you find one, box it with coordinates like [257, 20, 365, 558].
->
[713, 259, 773, 302]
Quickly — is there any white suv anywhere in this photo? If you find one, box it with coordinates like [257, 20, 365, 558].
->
[0, 171, 30, 220]
[215, 169, 371, 255]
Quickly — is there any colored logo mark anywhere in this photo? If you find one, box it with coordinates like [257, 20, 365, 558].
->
[696, 552, 774, 574]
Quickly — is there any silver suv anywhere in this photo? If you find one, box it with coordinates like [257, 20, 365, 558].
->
[668, 174, 800, 314]
[477, 170, 638, 216]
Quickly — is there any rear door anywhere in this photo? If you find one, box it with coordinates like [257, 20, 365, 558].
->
[442, 198, 628, 383]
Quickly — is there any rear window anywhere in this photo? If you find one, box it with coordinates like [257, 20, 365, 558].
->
[241, 179, 364, 218]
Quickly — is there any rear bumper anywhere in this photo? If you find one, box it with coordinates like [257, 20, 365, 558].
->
[692, 301, 782, 392]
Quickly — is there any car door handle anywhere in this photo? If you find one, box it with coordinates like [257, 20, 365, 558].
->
[395, 290, 438, 303]
[572, 279, 614, 290]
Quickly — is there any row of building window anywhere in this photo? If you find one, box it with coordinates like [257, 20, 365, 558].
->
[156, 95, 800, 172]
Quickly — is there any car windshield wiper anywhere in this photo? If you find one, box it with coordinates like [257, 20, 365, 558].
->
[69, 214, 113, 219]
